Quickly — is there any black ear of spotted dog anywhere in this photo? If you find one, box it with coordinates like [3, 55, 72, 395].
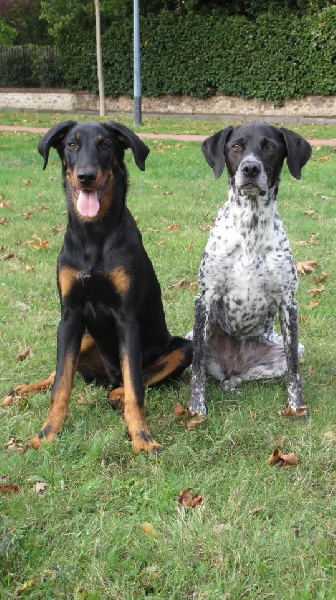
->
[38, 120, 149, 172]
[201, 126, 233, 179]
[279, 127, 312, 180]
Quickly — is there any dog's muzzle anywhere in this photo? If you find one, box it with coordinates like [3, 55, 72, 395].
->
[235, 157, 268, 197]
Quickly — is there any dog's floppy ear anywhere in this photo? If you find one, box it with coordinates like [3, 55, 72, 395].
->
[38, 120, 77, 170]
[279, 127, 312, 180]
[201, 126, 234, 179]
[104, 122, 150, 171]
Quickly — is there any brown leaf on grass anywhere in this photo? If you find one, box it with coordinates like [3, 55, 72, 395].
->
[0, 217, 9, 225]
[307, 365, 316, 376]
[22, 210, 34, 220]
[51, 223, 65, 235]
[304, 300, 319, 310]
[34, 482, 47, 494]
[310, 233, 319, 244]
[0, 395, 20, 408]
[16, 578, 37, 594]
[178, 487, 203, 508]
[308, 286, 324, 296]
[296, 260, 317, 274]
[15, 348, 32, 361]
[249, 410, 257, 419]
[294, 240, 308, 246]
[0, 483, 21, 493]
[25, 265, 35, 272]
[39, 205, 49, 211]
[22, 179, 32, 185]
[171, 277, 187, 289]
[0, 252, 15, 260]
[187, 415, 206, 431]
[0, 200, 11, 208]
[174, 403, 186, 416]
[313, 272, 328, 284]
[266, 447, 298, 467]
[5, 437, 27, 453]
[199, 224, 211, 231]
[140, 522, 158, 538]
[299, 315, 309, 323]
[166, 223, 180, 231]
[278, 405, 308, 417]
[304, 209, 319, 217]
[23, 235, 49, 249]
[189, 280, 198, 292]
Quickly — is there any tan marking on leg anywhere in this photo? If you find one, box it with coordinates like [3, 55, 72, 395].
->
[121, 356, 161, 453]
[58, 267, 80, 298]
[109, 266, 131, 295]
[29, 353, 76, 449]
[143, 349, 186, 386]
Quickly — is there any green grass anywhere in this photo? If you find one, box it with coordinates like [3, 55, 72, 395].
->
[1, 110, 336, 139]
[0, 124, 335, 599]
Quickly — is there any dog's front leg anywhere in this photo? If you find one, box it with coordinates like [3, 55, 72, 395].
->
[117, 316, 161, 453]
[279, 298, 307, 415]
[189, 294, 208, 416]
[29, 308, 84, 448]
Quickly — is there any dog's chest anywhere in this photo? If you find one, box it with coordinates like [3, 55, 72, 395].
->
[200, 201, 297, 336]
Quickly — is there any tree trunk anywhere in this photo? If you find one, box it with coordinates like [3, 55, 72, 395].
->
[94, 0, 105, 117]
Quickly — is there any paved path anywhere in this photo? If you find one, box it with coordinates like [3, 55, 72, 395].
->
[0, 124, 335, 146]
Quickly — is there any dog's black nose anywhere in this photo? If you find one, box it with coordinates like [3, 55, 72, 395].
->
[242, 161, 261, 178]
[77, 169, 97, 185]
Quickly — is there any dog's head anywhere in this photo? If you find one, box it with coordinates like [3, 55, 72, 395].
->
[37, 121, 149, 220]
[202, 124, 312, 198]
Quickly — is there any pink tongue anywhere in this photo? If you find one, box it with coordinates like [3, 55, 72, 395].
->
[77, 190, 99, 217]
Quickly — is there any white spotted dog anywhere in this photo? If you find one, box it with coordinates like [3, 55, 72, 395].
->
[189, 124, 312, 417]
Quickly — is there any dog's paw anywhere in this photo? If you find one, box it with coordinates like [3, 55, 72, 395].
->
[132, 431, 162, 453]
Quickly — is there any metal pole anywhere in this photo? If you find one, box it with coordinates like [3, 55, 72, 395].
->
[133, 0, 142, 125]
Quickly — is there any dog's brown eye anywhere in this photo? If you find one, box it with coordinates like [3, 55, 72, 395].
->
[266, 142, 276, 151]
[68, 141, 77, 150]
[231, 143, 242, 151]
[101, 142, 110, 150]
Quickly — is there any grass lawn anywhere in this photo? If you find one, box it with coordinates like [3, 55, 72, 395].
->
[1, 110, 336, 140]
[0, 118, 335, 599]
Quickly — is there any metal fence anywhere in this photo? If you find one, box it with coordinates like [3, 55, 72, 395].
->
[0, 45, 65, 88]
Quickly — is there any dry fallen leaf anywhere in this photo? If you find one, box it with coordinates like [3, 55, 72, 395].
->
[140, 522, 158, 538]
[308, 286, 324, 296]
[178, 487, 203, 508]
[278, 405, 308, 417]
[304, 209, 318, 217]
[171, 278, 187, 289]
[187, 415, 206, 431]
[313, 272, 328, 284]
[22, 179, 32, 185]
[0, 252, 15, 260]
[307, 365, 316, 376]
[299, 314, 309, 323]
[296, 260, 317, 275]
[0, 395, 19, 407]
[0, 217, 9, 225]
[174, 403, 186, 416]
[15, 348, 32, 361]
[304, 300, 319, 310]
[34, 482, 47, 494]
[0, 475, 21, 494]
[166, 223, 180, 231]
[266, 447, 298, 467]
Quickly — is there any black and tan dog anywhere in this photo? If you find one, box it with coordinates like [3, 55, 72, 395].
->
[11, 121, 192, 452]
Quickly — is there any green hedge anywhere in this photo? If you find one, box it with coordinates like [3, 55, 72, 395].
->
[1, 7, 335, 102]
